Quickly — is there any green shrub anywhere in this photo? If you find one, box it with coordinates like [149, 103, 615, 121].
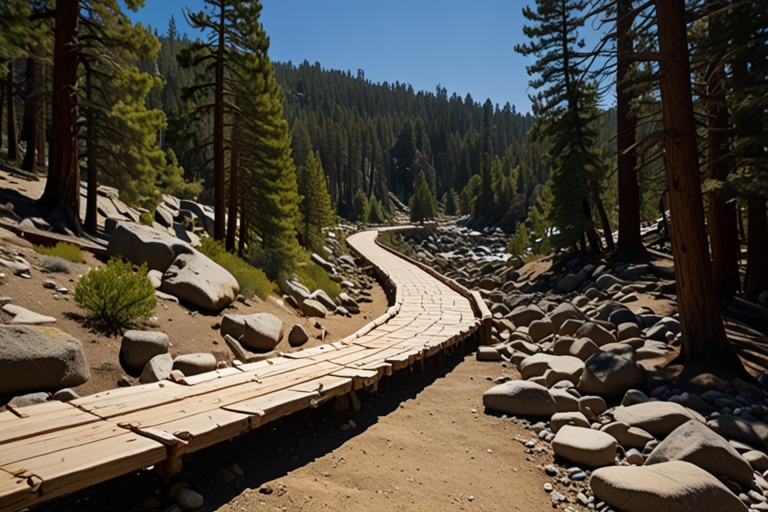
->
[197, 236, 275, 300]
[212, 251, 274, 300]
[139, 212, 154, 226]
[75, 258, 156, 324]
[40, 255, 73, 274]
[295, 257, 341, 298]
[35, 242, 83, 263]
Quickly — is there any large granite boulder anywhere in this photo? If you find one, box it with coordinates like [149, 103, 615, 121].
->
[221, 313, 284, 351]
[482, 380, 557, 417]
[0, 325, 90, 394]
[577, 351, 644, 397]
[645, 420, 753, 489]
[552, 425, 618, 467]
[119, 330, 170, 375]
[172, 353, 217, 377]
[160, 252, 239, 311]
[548, 302, 588, 333]
[613, 401, 700, 437]
[590, 461, 747, 512]
[107, 222, 193, 272]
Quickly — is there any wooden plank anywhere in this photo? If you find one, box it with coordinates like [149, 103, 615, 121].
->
[225, 375, 352, 423]
[0, 402, 100, 446]
[330, 367, 379, 389]
[0, 468, 36, 512]
[0, 433, 166, 509]
[179, 366, 243, 385]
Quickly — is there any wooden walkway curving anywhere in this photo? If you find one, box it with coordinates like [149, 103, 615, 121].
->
[0, 227, 490, 512]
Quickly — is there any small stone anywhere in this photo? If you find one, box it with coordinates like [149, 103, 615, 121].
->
[215, 468, 235, 486]
[43, 280, 57, 289]
[175, 488, 204, 510]
[545, 465, 559, 476]
[544, 482, 554, 491]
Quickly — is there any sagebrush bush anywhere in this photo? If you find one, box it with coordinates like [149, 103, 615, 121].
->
[35, 242, 83, 263]
[40, 255, 73, 274]
[295, 257, 341, 298]
[198, 236, 275, 300]
[75, 258, 156, 324]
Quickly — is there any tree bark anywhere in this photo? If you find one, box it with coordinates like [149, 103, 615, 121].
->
[84, 67, 98, 232]
[6, 61, 18, 163]
[744, 200, 768, 301]
[594, 192, 615, 252]
[213, 1, 226, 241]
[706, 8, 740, 299]
[581, 198, 601, 252]
[655, 0, 743, 370]
[615, 0, 645, 257]
[238, 179, 247, 257]
[226, 143, 238, 252]
[21, 57, 38, 174]
[38, 0, 81, 230]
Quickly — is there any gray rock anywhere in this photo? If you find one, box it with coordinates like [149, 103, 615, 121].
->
[578, 351, 644, 397]
[280, 279, 310, 304]
[179, 199, 214, 236]
[147, 270, 163, 289]
[2, 304, 56, 324]
[743, 450, 768, 472]
[645, 420, 754, 489]
[528, 318, 555, 342]
[476, 346, 502, 361]
[625, 447, 645, 465]
[508, 305, 545, 327]
[590, 461, 748, 512]
[288, 324, 309, 347]
[614, 401, 700, 437]
[601, 421, 655, 449]
[569, 338, 600, 361]
[609, 308, 640, 327]
[120, 330, 170, 373]
[108, 222, 194, 272]
[550, 388, 580, 412]
[139, 353, 173, 383]
[310, 253, 336, 274]
[160, 252, 239, 311]
[557, 273, 581, 294]
[175, 487, 204, 510]
[550, 411, 590, 433]
[596, 274, 625, 290]
[221, 313, 284, 351]
[172, 353, 217, 377]
[552, 425, 618, 467]
[482, 380, 557, 417]
[559, 318, 585, 336]
[622, 389, 650, 407]
[548, 302, 588, 332]
[308, 289, 337, 312]
[708, 416, 768, 454]
[579, 395, 608, 416]
[52, 388, 81, 402]
[575, 322, 617, 347]
[8, 391, 50, 408]
[301, 298, 328, 318]
[0, 325, 90, 394]
[601, 342, 636, 361]
[617, 322, 642, 340]
[519, 354, 585, 382]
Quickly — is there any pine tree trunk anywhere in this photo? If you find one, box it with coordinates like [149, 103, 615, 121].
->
[213, 1, 226, 241]
[238, 182, 247, 257]
[84, 68, 98, 232]
[706, 8, 739, 299]
[582, 198, 600, 252]
[594, 192, 615, 252]
[226, 144, 238, 252]
[615, 0, 644, 256]
[21, 57, 38, 174]
[38, 0, 81, 230]
[655, 0, 743, 370]
[6, 61, 18, 163]
[744, 200, 768, 301]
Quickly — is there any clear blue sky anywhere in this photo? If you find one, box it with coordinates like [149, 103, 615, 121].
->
[126, 1, 609, 115]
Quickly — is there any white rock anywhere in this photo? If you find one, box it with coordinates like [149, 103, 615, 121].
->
[552, 425, 618, 467]
[482, 380, 557, 417]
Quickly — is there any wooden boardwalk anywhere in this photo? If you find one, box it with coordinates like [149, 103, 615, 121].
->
[0, 227, 490, 512]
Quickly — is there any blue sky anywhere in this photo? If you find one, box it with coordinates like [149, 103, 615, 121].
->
[126, 1, 611, 115]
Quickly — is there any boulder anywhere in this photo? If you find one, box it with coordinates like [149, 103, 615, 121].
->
[590, 461, 747, 512]
[550, 411, 590, 433]
[519, 353, 584, 382]
[596, 274, 625, 290]
[308, 290, 337, 312]
[160, 252, 239, 311]
[288, 324, 309, 347]
[508, 305, 545, 327]
[609, 308, 640, 327]
[2, 304, 56, 324]
[550, 388, 580, 412]
[601, 422, 655, 450]
[310, 253, 336, 274]
[645, 420, 753, 489]
[120, 330, 170, 374]
[559, 319, 585, 336]
[8, 392, 50, 408]
[617, 322, 642, 341]
[139, 353, 173, 384]
[601, 342, 636, 361]
[280, 280, 311, 305]
[178, 199, 214, 236]
[528, 318, 555, 342]
[548, 302, 588, 332]
[172, 353, 217, 377]
[301, 299, 328, 318]
[147, 270, 163, 289]
[743, 450, 768, 472]
[614, 402, 700, 438]
[621, 389, 650, 407]
[0, 325, 90, 394]
[221, 313, 284, 351]
[569, 338, 600, 361]
[107, 222, 193, 272]
[575, 322, 616, 347]
[707, 416, 768, 454]
[579, 395, 608, 416]
[556, 273, 580, 294]
[476, 346, 502, 361]
[552, 425, 618, 467]
[482, 380, 557, 417]
[577, 351, 644, 397]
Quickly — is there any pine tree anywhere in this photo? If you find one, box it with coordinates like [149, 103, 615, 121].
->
[409, 170, 436, 223]
[475, 99, 495, 218]
[444, 187, 457, 216]
[300, 151, 334, 252]
[515, 0, 606, 252]
[507, 222, 531, 256]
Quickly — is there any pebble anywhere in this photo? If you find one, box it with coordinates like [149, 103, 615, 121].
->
[550, 490, 565, 502]
[545, 465, 559, 476]
[577, 492, 589, 506]
[544, 483, 553, 491]
[215, 468, 235, 486]
[175, 488, 203, 510]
